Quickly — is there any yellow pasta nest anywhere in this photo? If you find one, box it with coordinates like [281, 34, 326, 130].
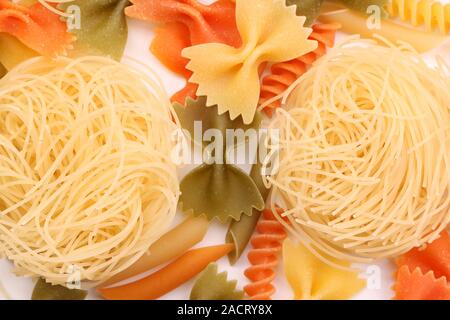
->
[266, 37, 450, 263]
[0, 56, 180, 285]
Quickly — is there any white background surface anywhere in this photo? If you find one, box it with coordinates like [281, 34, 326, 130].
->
[0, 0, 449, 300]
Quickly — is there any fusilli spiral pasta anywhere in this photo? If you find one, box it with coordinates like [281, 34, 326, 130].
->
[244, 208, 287, 300]
[389, 0, 450, 34]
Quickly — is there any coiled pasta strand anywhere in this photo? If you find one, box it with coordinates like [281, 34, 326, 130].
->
[259, 23, 340, 117]
[389, 0, 450, 34]
[244, 208, 287, 300]
[264, 37, 450, 263]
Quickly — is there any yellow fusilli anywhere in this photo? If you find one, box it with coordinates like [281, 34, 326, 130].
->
[389, 0, 450, 34]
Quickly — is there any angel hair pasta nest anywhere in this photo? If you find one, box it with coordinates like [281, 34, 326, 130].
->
[0, 56, 180, 285]
[266, 37, 450, 263]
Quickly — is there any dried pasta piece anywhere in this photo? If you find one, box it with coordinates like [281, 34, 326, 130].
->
[286, 0, 324, 25]
[183, 0, 317, 124]
[180, 164, 264, 223]
[0, 33, 37, 70]
[244, 207, 287, 300]
[125, 0, 240, 46]
[389, 0, 450, 34]
[190, 263, 243, 300]
[32, 278, 87, 300]
[394, 266, 450, 300]
[0, 0, 72, 56]
[175, 96, 264, 223]
[99, 244, 234, 300]
[259, 23, 340, 117]
[151, 22, 192, 79]
[319, 2, 446, 52]
[226, 151, 271, 265]
[59, 0, 130, 61]
[100, 216, 209, 287]
[283, 238, 366, 300]
[226, 213, 262, 265]
[126, 0, 241, 103]
[173, 64, 267, 105]
[396, 232, 450, 281]
[173, 96, 262, 149]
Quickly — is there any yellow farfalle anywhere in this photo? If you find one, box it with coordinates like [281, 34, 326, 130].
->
[182, 0, 317, 124]
[283, 239, 366, 300]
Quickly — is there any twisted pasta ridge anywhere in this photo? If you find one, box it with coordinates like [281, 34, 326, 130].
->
[389, 0, 450, 34]
[259, 23, 339, 117]
[244, 207, 287, 300]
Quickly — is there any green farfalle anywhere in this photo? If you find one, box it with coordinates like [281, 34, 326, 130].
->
[59, 0, 130, 61]
[226, 150, 271, 264]
[176, 96, 264, 223]
[180, 163, 264, 223]
[173, 96, 262, 151]
[31, 278, 87, 300]
[0, 63, 6, 79]
[338, 0, 389, 17]
[286, 0, 324, 25]
[190, 263, 243, 300]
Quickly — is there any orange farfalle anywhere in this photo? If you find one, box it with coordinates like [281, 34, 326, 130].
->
[394, 265, 450, 300]
[394, 231, 450, 300]
[397, 231, 450, 280]
[125, 0, 241, 104]
[125, 0, 240, 46]
[152, 23, 192, 79]
[244, 207, 287, 300]
[259, 23, 340, 117]
[0, 0, 72, 56]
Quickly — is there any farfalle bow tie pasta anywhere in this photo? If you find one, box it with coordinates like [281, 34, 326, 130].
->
[0, 0, 72, 56]
[182, 0, 318, 124]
